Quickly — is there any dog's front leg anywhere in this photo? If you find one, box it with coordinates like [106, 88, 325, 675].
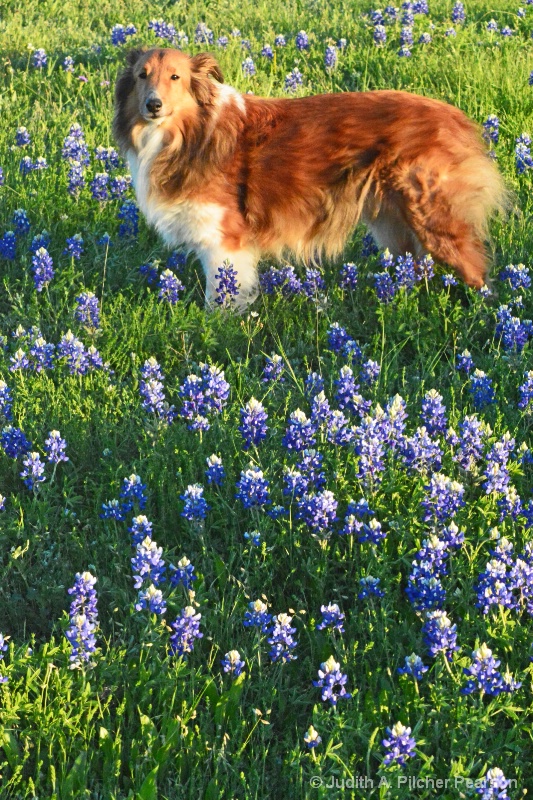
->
[200, 247, 260, 310]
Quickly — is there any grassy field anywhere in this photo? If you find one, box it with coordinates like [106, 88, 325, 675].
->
[0, 0, 533, 797]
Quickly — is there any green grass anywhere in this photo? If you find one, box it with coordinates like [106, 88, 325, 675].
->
[0, 0, 533, 798]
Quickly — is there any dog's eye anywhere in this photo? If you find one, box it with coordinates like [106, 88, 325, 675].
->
[138, 71, 147, 80]
[170, 74, 180, 81]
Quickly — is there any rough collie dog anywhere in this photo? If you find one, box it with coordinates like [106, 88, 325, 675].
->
[113, 48, 507, 307]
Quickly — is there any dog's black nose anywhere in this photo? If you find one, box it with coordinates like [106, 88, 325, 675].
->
[146, 97, 162, 114]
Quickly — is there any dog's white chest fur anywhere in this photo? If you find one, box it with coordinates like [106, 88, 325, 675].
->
[126, 125, 224, 253]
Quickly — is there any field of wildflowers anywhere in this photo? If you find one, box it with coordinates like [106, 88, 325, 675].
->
[0, 0, 533, 796]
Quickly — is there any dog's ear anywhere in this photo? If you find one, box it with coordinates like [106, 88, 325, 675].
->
[126, 48, 146, 68]
[190, 53, 224, 106]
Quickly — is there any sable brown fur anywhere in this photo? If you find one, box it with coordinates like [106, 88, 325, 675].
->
[113, 48, 508, 304]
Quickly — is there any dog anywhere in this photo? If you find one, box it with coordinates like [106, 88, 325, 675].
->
[113, 48, 507, 307]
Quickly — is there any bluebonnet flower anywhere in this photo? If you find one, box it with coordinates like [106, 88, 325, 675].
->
[442, 272, 458, 286]
[0, 382, 13, 422]
[262, 353, 285, 383]
[359, 517, 387, 545]
[258, 43, 273, 59]
[275, 34, 286, 46]
[9, 349, 30, 371]
[373, 270, 396, 302]
[394, 253, 417, 289]
[129, 515, 153, 545]
[483, 115, 500, 146]
[374, 24, 387, 45]
[158, 269, 184, 304]
[195, 22, 214, 45]
[304, 726, 322, 749]
[120, 474, 147, 512]
[361, 359, 380, 385]
[1, 426, 32, 458]
[44, 431, 68, 463]
[97, 234, 112, 248]
[221, 650, 245, 676]
[100, 499, 126, 521]
[316, 603, 345, 632]
[462, 643, 521, 696]
[515, 134, 533, 174]
[117, 200, 139, 237]
[421, 389, 447, 435]
[518, 371, 533, 410]
[170, 606, 203, 656]
[15, 127, 30, 147]
[20, 452, 46, 490]
[302, 268, 326, 297]
[217, 36, 229, 49]
[418, 32, 432, 43]
[65, 571, 98, 668]
[358, 576, 385, 598]
[239, 398, 269, 449]
[326, 409, 354, 445]
[498, 482, 523, 519]
[139, 262, 159, 285]
[67, 162, 85, 196]
[422, 610, 459, 659]
[398, 653, 429, 680]
[166, 250, 187, 272]
[12, 209, 30, 235]
[109, 175, 130, 199]
[63, 234, 84, 260]
[382, 722, 416, 767]
[90, 173, 109, 202]
[169, 556, 197, 590]
[452, 413, 489, 471]
[283, 467, 309, 499]
[354, 411, 388, 487]
[327, 322, 350, 352]
[476, 769, 512, 799]
[305, 372, 324, 398]
[94, 146, 121, 171]
[406, 573, 446, 612]
[295, 30, 309, 49]
[500, 25, 514, 36]
[311, 391, 331, 426]
[314, 656, 351, 706]
[30, 231, 50, 253]
[19, 156, 34, 176]
[268, 612, 298, 662]
[179, 363, 230, 431]
[469, 369, 495, 409]
[282, 409, 316, 451]
[361, 232, 378, 256]
[296, 449, 326, 490]
[499, 263, 531, 290]
[244, 529, 262, 546]
[62, 125, 90, 165]
[340, 262, 358, 289]
[241, 57, 256, 77]
[148, 19, 177, 42]
[86, 345, 104, 370]
[284, 68, 303, 93]
[451, 0, 465, 21]
[32, 49, 47, 68]
[135, 584, 166, 615]
[243, 599, 272, 632]
[441, 521, 465, 549]
[111, 24, 127, 45]
[486, 18, 499, 31]
[214, 261, 240, 307]
[75, 292, 100, 331]
[324, 44, 337, 69]
[0, 231, 17, 260]
[422, 473, 465, 522]
[400, 427, 443, 474]
[140, 358, 175, 422]
[131, 536, 166, 588]
[0, 167, 3, 186]
[235, 464, 270, 508]
[206, 454, 225, 486]
[297, 490, 338, 538]
[31, 247, 54, 292]
[57, 331, 89, 375]
[181, 484, 209, 520]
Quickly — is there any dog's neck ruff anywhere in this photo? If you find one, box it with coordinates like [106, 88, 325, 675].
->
[126, 122, 225, 254]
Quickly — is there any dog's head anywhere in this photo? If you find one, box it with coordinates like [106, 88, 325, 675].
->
[113, 48, 224, 145]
